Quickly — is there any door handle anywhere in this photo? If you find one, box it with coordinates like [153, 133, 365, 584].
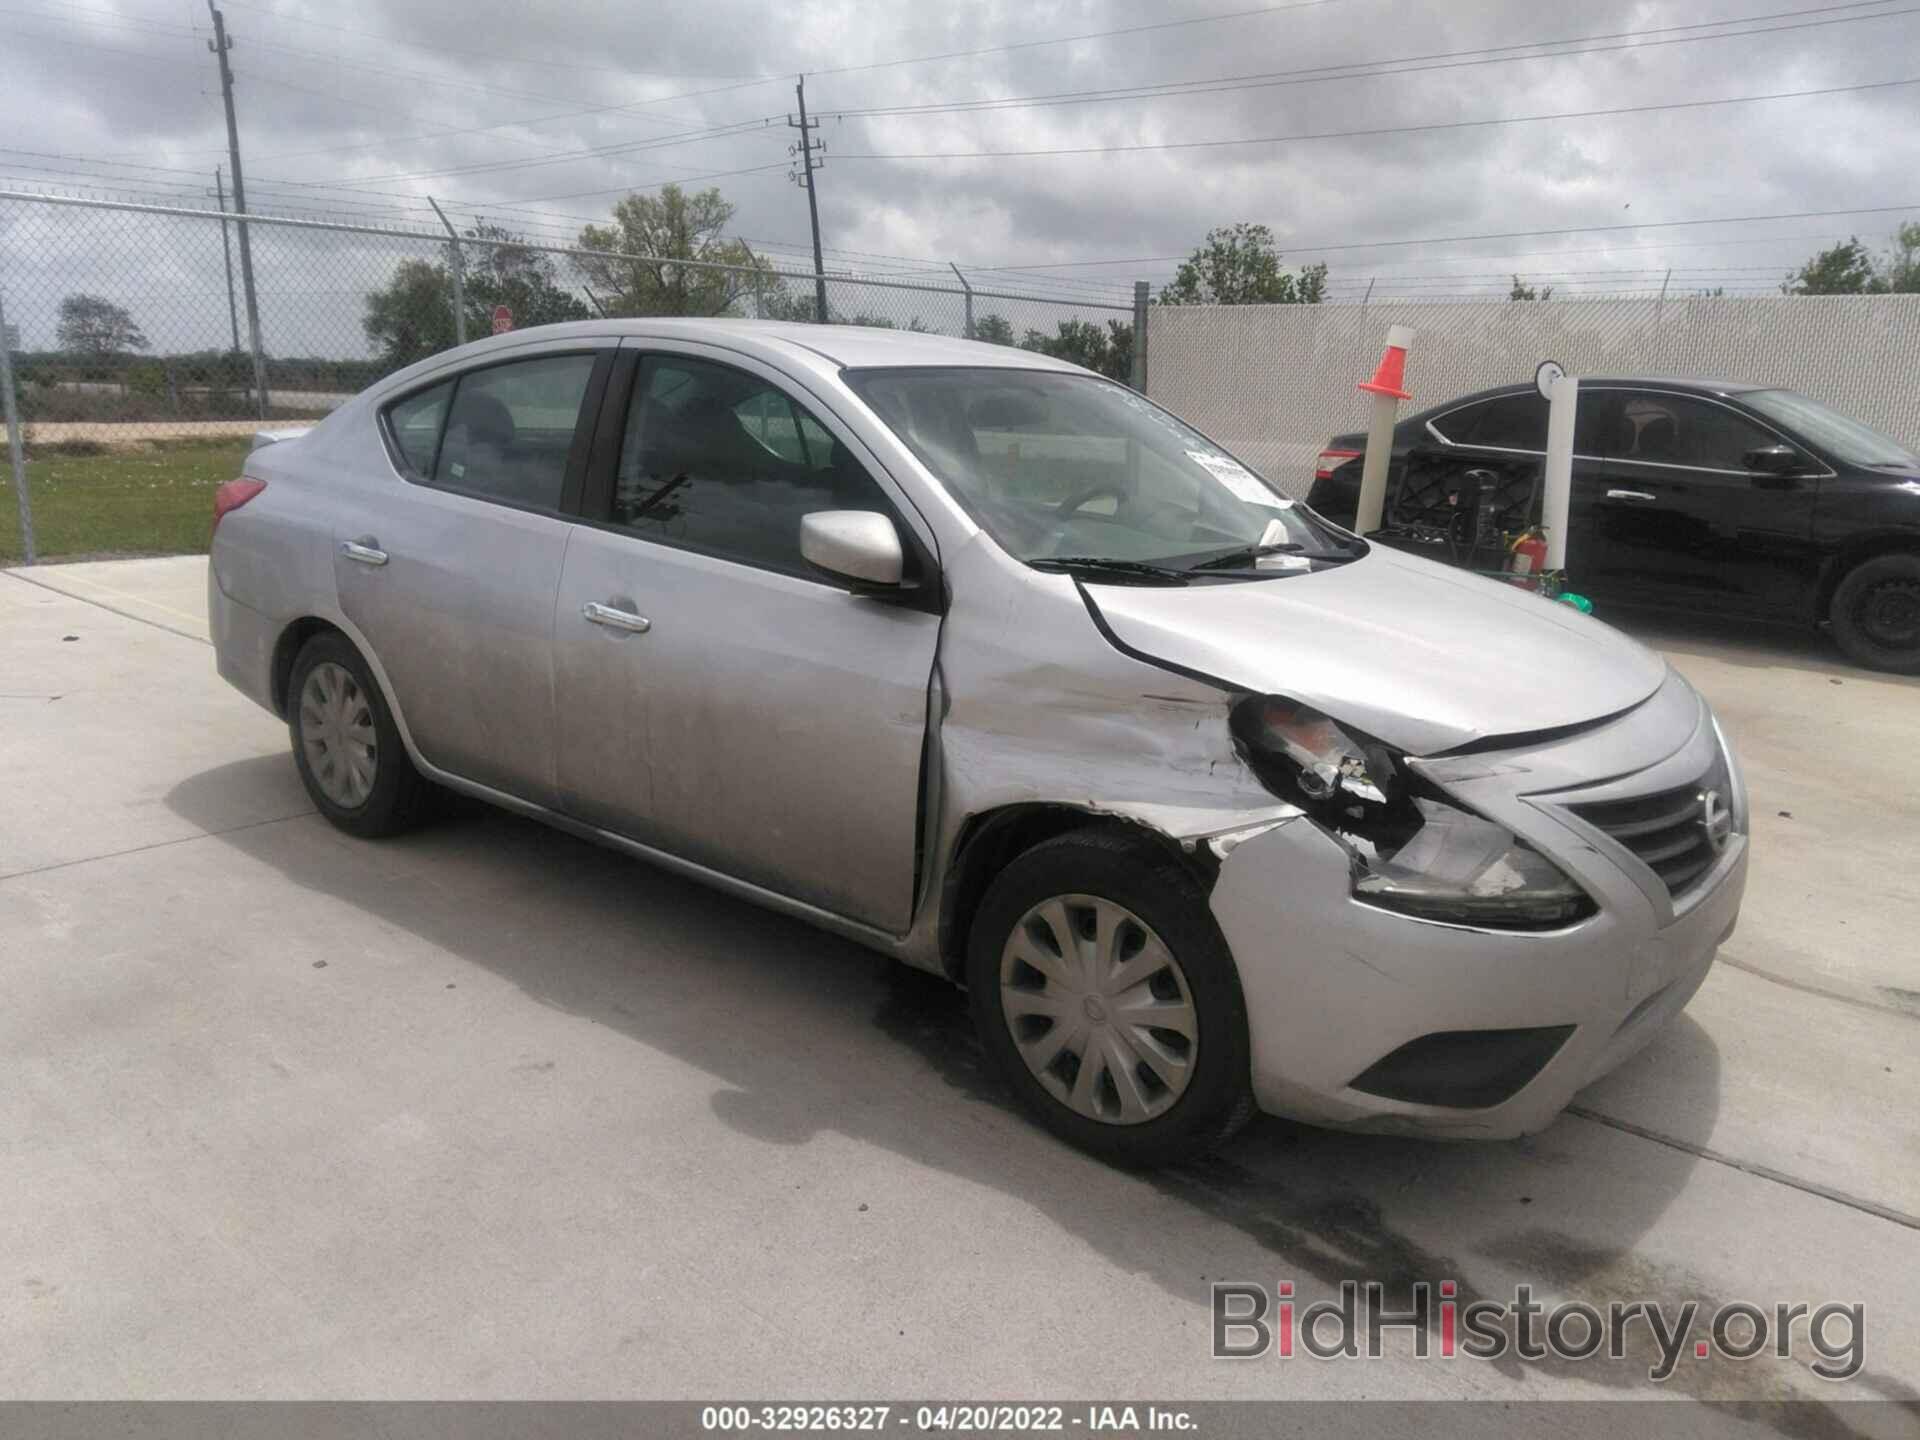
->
[1605, 489, 1657, 502]
[339, 539, 388, 565]
[582, 601, 651, 634]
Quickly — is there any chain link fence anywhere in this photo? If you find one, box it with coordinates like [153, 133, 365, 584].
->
[1149, 294, 1920, 498]
[0, 190, 1142, 562]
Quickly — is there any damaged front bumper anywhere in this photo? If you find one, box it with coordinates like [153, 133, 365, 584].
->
[1207, 670, 1748, 1139]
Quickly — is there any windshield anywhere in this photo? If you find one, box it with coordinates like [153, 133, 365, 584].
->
[1742, 389, 1917, 470]
[843, 367, 1358, 574]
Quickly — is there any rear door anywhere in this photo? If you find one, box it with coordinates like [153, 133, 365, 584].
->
[334, 343, 611, 805]
[551, 345, 942, 932]
[1583, 388, 1819, 614]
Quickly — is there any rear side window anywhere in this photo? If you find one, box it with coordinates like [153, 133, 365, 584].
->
[387, 381, 451, 478]
[433, 354, 597, 510]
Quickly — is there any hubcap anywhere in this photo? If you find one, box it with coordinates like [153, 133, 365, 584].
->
[1859, 578, 1920, 649]
[998, 894, 1198, 1126]
[298, 662, 377, 809]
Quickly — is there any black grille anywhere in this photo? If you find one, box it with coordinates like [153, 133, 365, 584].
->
[1566, 756, 1732, 899]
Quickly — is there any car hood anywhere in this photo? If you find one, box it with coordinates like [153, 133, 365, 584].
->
[1083, 545, 1668, 755]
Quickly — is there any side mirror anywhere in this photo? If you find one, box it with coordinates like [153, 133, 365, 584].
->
[800, 510, 905, 587]
[1744, 444, 1808, 477]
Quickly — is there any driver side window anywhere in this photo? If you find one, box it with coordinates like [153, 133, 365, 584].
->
[612, 355, 898, 578]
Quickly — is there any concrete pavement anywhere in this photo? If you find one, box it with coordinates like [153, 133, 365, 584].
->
[2, 557, 1917, 1408]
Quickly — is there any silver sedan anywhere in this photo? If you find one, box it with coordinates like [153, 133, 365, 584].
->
[208, 320, 1748, 1165]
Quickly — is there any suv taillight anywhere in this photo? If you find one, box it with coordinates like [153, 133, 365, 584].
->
[211, 477, 266, 537]
[1314, 448, 1362, 482]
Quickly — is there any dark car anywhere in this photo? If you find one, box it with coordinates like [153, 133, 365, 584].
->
[1305, 378, 1920, 672]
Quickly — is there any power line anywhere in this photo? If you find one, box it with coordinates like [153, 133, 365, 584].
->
[268, 114, 786, 188]
[969, 206, 1920, 271]
[213, 0, 764, 81]
[823, 0, 1915, 123]
[802, 0, 1347, 78]
[836, 75, 1920, 160]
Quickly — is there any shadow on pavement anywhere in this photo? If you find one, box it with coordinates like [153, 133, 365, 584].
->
[166, 757, 1911, 1422]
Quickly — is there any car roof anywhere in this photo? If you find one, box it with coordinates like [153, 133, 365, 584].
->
[1417, 376, 1767, 417]
[392, 317, 1089, 378]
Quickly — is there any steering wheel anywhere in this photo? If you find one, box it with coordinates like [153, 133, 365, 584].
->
[1056, 482, 1131, 517]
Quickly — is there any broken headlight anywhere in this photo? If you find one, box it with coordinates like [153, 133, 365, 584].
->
[1231, 697, 1594, 930]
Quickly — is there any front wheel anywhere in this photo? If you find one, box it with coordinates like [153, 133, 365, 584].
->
[1829, 553, 1920, 674]
[966, 828, 1256, 1167]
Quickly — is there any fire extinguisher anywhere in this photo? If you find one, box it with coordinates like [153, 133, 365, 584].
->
[1509, 526, 1549, 584]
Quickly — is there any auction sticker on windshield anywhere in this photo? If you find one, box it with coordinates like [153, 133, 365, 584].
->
[1187, 450, 1289, 507]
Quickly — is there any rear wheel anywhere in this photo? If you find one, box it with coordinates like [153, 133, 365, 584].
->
[966, 828, 1255, 1167]
[287, 632, 430, 837]
[1829, 553, 1920, 674]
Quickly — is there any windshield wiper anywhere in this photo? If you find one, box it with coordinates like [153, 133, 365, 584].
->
[1188, 537, 1362, 571]
[1031, 555, 1192, 583]
[1188, 541, 1305, 571]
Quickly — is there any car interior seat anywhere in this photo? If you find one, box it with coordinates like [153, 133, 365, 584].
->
[1635, 413, 1679, 462]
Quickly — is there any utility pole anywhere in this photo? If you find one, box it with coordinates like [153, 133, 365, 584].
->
[211, 167, 241, 355]
[787, 75, 828, 324]
[207, 2, 269, 417]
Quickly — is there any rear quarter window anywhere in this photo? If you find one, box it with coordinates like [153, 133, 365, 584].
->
[386, 381, 452, 477]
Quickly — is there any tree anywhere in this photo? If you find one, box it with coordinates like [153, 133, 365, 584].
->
[1784, 238, 1879, 295]
[464, 222, 592, 329]
[1509, 275, 1554, 301]
[57, 294, 149, 355]
[1159, 223, 1326, 305]
[972, 312, 1016, 345]
[363, 258, 460, 371]
[1880, 222, 1920, 293]
[1019, 318, 1135, 383]
[575, 184, 771, 317]
[362, 222, 590, 371]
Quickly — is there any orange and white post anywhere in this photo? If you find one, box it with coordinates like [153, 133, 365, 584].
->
[1352, 324, 1415, 536]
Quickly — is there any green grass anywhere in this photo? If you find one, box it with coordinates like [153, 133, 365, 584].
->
[0, 440, 252, 564]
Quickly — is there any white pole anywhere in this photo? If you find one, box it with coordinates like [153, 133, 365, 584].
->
[1541, 374, 1579, 572]
[1352, 323, 1415, 536]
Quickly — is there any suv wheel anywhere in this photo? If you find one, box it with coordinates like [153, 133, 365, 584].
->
[966, 828, 1255, 1166]
[1830, 553, 1920, 674]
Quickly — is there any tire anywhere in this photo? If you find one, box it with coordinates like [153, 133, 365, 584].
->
[287, 631, 431, 838]
[966, 827, 1256, 1167]
[1829, 553, 1920, 674]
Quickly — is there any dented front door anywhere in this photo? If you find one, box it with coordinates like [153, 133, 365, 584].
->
[553, 525, 939, 932]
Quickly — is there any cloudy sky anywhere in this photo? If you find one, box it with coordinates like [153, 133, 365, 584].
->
[3, 0, 1918, 352]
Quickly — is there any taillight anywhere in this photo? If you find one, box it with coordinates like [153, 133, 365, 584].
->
[1314, 448, 1363, 482]
[212, 477, 267, 537]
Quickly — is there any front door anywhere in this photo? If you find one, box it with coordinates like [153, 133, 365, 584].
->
[1581, 389, 1819, 615]
[333, 346, 608, 804]
[552, 348, 942, 932]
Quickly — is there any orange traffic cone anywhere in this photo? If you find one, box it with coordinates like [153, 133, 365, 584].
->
[1358, 339, 1411, 400]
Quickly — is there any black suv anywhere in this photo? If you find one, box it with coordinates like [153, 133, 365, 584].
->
[1305, 378, 1920, 672]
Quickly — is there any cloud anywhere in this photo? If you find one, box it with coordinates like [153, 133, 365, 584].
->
[3, 0, 1916, 352]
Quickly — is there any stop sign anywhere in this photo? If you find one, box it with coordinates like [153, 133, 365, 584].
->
[491, 305, 513, 335]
